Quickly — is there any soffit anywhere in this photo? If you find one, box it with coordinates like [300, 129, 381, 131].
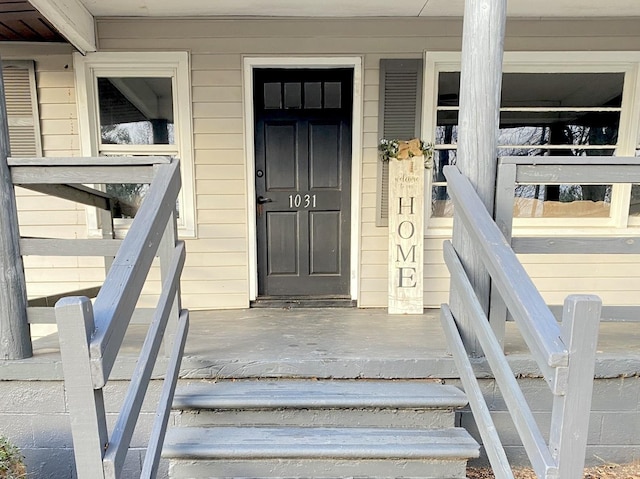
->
[0, 0, 66, 42]
[78, 0, 640, 18]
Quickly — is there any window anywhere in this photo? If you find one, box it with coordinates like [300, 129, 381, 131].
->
[74, 52, 196, 236]
[424, 52, 640, 229]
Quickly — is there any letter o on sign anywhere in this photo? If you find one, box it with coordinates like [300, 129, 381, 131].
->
[397, 221, 415, 239]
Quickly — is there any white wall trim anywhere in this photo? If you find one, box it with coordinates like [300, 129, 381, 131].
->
[242, 56, 363, 302]
[29, 0, 96, 54]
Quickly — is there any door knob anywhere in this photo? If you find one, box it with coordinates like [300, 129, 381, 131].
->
[257, 196, 273, 204]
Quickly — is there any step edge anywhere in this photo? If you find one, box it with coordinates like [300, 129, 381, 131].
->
[173, 384, 468, 410]
[162, 426, 480, 460]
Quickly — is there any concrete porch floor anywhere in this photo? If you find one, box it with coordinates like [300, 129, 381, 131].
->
[2, 307, 640, 381]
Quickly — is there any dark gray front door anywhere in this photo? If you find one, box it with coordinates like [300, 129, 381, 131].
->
[254, 68, 352, 297]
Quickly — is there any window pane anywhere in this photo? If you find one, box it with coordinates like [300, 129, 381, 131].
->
[284, 82, 302, 109]
[304, 82, 322, 109]
[437, 111, 619, 148]
[324, 82, 342, 109]
[98, 77, 174, 145]
[431, 149, 456, 218]
[437, 72, 460, 107]
[105, 183, 149, 217]
[499, 112, 619, 148]
[501, 73, 624, 108]
[264, 82, 282, 109]
[432, 188, 453, 217]
[513, 184, 611, 218]
[629, 149, 640, 217]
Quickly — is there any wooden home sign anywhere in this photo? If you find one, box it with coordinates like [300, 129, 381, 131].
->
[388, 155, 424, 314]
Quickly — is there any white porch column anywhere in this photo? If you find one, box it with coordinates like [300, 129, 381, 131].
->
[450, 0, 507, 354]
[0, 56, 32, 359]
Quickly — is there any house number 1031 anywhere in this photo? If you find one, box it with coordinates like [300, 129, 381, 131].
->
[289, 194, 317, 208]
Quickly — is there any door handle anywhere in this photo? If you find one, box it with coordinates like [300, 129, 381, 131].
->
[257, 196, 273, 204]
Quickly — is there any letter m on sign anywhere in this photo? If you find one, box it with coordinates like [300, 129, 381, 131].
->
[397, 244, 417, 263]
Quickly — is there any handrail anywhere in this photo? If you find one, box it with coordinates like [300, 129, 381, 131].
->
[444, 166, 568, 371]
[90, 159, 181, 388]
[443, 242, 557, 478]
[102, 241, 186, 478]
[43, 157, 189, 479]
[443, 164, 601, 479]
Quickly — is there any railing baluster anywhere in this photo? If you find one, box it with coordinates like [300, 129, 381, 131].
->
[549, 295, 601, 479]
[158, 206, 180, 357]
[55, 296, 108, 479]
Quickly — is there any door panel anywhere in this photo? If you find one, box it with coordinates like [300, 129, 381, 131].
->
[310, 211, 341, 275]
[254, 68, 352, 297]
[309, 122, 340, 189]
[266, 212, 298, 275]
[265, 122, 297, 190]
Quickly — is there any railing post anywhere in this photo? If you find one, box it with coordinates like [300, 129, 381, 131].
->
[159, 198, 180, 357]
[489, 161, 518, 347]
[549, 294, 601, 479]
[55, 297, 108, 479]
[100, 203, 116, 274]
[0, 55, 32, 360]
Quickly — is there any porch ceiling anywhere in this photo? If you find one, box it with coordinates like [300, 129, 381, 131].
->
[78, 0, 640, 18]
[0, 0, 65, 42]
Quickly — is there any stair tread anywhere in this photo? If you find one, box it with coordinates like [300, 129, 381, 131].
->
[163, 426, 479, 460]
[174, 380, 468, 409]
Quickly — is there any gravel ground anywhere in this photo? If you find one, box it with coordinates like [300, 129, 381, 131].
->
[467, 461, 640, 478]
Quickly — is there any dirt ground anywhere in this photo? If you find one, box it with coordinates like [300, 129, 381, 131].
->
[467, 461, 640, 478]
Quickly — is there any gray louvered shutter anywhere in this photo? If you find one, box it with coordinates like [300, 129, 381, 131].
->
[2, 60, 42, 158]
[376, 59, 423, 226]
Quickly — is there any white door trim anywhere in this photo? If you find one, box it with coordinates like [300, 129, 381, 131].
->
[243, 56, 363, 302]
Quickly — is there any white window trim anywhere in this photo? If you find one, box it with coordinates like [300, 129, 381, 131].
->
[242, 56, 363, 302]
[73, 51, 196, 238]
[422, 51, 640, 236]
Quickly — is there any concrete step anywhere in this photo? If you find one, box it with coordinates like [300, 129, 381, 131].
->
[166, 380, 478, 478]
[174, 379, 467, 428]
[164, 426, 479, 478]
[174, 379, 468, 410]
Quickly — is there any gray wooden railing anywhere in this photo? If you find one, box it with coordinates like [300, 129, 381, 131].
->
[9, 156, 188, 478]
[441, 165, 601, 479]
[494, 155, 640, 328]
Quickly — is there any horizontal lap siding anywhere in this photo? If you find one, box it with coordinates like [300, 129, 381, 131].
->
[96, 17, 640, 309]
[3, 49, 99, 302]
[98, 18, 449, 309]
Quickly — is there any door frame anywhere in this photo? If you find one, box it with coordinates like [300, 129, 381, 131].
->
[243, 56, 363, 302]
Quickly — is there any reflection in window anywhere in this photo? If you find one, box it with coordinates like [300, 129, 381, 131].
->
[433, 71, 624, 218]
[98, 77, 176, 210]
[106, 183, 150, 216]
[98, 77, 174, 145]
